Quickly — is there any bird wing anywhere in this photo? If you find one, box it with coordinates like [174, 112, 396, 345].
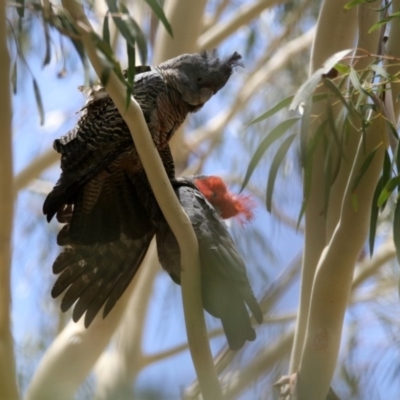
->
[51, 231, 154, 327]
[43, 71, 167, 244]
[43, 70, 165, 224]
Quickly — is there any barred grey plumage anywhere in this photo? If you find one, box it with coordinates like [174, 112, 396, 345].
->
[43, 51, 242, 245]
[45, 51, 252, 337]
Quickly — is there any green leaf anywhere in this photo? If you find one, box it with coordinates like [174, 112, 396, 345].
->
[290, 49, 353, 111]
[370, 64, 390, 80]
[349, 67, 371, 98]
[125, 41, 136, 110]
[323, 78, 359, 117]
[144, 0, 173, 37]
[120, 3, 148, 64]
[266, 134, 296, 212]
[246, 96, 294, 126]
[352, 146, 380, 192]
[247, 93, 327, 127]
[103, 13, 111, 48]
[42, 21, 51, 66]
[393, 199, 400, 264]
[299, 98, 313, 166]
[369, 176, 383, 255]
[334, 63, 350, 74]
[106, 0, 148, 64]
[396, 142, 400, 175]
[240, 117, 300, 191]
[345, 0, 370, 9]
[16, 0, 25, 18]
[11, 60, 17, 94]
[369, 151, 391, 255]
[32, 78, 44, 125]
[369, 12, 400, 33]
[377, 176, 400, 207]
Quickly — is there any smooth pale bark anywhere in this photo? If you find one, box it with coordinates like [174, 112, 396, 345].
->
[290, 0, 358, 374]
[298, 117, 386, 399]
[385, 0, 400, 122]
[25, 256, 148, 400]
[92, 244, 159, 400]
[14, 149, 58, 194]
[0, 1, 19, 398]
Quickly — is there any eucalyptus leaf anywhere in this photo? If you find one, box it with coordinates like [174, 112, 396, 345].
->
[266, 134, 296, 212]
[241, 117, 300, 191]
[33, 78, 44, 125]
[290, 49, 352, 111]
[144, 0, 173, 37]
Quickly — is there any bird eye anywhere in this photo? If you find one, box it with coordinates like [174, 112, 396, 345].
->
[197, 77, 202, 82]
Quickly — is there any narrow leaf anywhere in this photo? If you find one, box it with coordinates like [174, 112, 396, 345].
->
[42, 21, 51, 66]
[369, 151, 391, 255]
[33, 78, 44, 125]
[396, 142, 400, 175]
[144, 0, 173, 37]
[125, 41, 136, 110]
[246, 96, 293, 126]
[352, 146, 380, 192]
[369, 12, 400, 33]
[393, 199, 400, 264]
[16, 0, 25, 18]
[290, 49, 353, 111]
[377, 176, 400, 207]
[266, 134, 296, 212]
[323, 78, 359, 117]
[369, 176, 382, 256]
[345, 0, 370, 9]
[370, 64, 390, 80]
[11, 60, 17, 94]
[241, 117, 300, 191]
[349, 67, 371, 98]
[107, 0, 148, 64]
[103, 13, 111, 48]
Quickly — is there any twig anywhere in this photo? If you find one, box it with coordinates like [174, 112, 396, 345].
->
[198, 0, 286, 50]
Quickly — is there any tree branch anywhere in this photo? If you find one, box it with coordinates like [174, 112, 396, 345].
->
[198, 0, 286, 50]
[58, 1, 222, 398]
[0, 0, 19, 397]
[289, 0, 359, 375]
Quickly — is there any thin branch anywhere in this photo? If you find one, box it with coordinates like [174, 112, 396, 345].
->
[203, 0, 230, 30]
[198, 0, 286, 50]
[224, 331, 294, 399]
[289, 0, 360, 375]
[59, 1, 222, 398]
[14, 148, 58, 195]
[92, 245, 159, 400]
[352, 237, 395, 289]
[25, 247, 153, 400]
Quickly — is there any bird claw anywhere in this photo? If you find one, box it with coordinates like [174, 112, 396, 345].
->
[273, 373, 298, 400]
[273, 373, 341, 400]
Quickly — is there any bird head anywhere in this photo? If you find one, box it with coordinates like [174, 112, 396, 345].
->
[193, 176, 254, 224]
[158, 51, 243, 107]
